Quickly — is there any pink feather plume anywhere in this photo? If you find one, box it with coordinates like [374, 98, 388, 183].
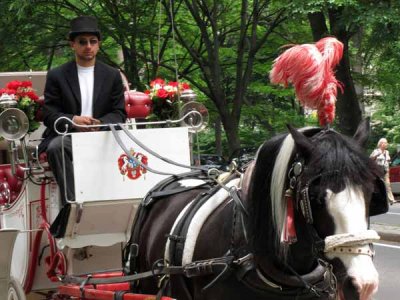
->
[270, 37, 344, 126]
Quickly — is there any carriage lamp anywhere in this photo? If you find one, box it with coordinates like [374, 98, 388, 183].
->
[0, 93, 17, 109]
[180, 89, 197, 103]
[0, 108, 29, 141]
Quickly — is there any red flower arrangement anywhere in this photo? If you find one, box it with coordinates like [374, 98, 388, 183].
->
[145, 78, 190, 121]
[0, 80, 42, 133]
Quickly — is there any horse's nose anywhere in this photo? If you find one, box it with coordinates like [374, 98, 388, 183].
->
[341, 275, 378, 300]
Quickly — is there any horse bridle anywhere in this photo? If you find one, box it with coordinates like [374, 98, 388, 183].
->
[289, 159, 380, 258]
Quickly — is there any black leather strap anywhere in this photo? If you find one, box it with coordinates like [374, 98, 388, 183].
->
[114, 291, 128, 300]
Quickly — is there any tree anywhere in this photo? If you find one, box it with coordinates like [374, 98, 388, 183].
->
[3, 0, 400, 155]
[156, 0, 287, 154]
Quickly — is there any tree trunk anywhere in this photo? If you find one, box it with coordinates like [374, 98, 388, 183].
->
[329, 8, 362, 136]
[335, 45, 362, 135]
[308, 9, 362, 136]
[215, 117, 222, 156]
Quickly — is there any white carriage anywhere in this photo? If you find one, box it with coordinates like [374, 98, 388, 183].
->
[0, 72, 206, 300]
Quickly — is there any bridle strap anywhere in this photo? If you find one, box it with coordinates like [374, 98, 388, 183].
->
[327, 246, 375, 257]
[324, 229, 380, 258]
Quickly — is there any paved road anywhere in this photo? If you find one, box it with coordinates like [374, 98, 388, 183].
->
[373, 241, 400, 300]
[372, 202, 400, 227]
[371, 201, 400, 299]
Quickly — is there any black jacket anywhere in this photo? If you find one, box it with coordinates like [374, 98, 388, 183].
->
[39, 60, 126, 153]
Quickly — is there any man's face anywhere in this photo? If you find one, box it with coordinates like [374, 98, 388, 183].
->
[70, 34, 100, 64]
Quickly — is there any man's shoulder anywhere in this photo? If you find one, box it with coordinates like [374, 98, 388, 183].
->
[48, 61, 75, 76]
[95, 60, 119, 74]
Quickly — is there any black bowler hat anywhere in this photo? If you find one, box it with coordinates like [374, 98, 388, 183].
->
[69, 16, 101, 41]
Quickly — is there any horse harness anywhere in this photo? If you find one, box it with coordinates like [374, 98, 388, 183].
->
[118, 164, 338, 299]
[60, 155, 386, 299]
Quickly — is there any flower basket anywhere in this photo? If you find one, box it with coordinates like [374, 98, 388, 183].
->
[145, 78, 190, 122]
[0, 80, 42, 133]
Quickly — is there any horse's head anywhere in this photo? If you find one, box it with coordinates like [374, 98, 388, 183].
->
[286, 119, 386, 300]
[248, 119, 386, 300]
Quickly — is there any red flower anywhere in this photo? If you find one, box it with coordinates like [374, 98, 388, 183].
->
[144, 90, 150, 94]
[150, 78, 165, 87]
[0, 80, 42, 132]
[156, 88, 169, 99]
[20, 81, 33, 88]
[167, 91, 176, 100]
[25, 91, 39, 101]
[6, 80, 22, 90]
[181, 83, 190, 90]
[169, 81, 179, 87]
[0, 88, 16, 95]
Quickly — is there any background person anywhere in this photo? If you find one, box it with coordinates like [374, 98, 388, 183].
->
[39, 16, 126, 205]
[370, 138, 395, 205]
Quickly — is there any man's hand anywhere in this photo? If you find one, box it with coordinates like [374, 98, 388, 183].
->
[72, 116, 101, 132]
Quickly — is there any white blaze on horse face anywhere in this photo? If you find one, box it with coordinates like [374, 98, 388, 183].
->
[325, 186, 379, 299]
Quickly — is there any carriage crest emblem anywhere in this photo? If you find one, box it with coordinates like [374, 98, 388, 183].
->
[117, 148, 148, 180]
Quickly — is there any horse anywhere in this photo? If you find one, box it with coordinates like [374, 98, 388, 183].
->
[125, 119, 387, 300]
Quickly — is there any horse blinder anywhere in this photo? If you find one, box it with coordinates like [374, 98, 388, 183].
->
[288, 160, 315, 224]
[369, 177, 388, 216]
[299, 176, 388, 219]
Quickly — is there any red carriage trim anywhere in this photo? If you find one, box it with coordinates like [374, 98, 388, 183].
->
[24, 182, 66, 293]
[57, 284, 176, 299]
[0, 164, 25, 208]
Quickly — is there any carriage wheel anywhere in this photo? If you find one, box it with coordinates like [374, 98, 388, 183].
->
[7, 277, 26, 300]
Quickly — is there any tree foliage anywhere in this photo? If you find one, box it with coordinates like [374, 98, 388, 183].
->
[1, 0, 400, 156]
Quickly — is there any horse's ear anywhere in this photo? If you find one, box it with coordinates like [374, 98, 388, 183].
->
[353, 117, 370, 147]
[287, 124, 314, 157]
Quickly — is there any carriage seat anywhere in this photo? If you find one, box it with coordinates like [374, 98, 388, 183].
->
[124, 90, 152, 119]
[0, 165, 24, 207]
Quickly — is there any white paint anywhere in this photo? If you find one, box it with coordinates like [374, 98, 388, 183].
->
[374, 242, 400, 250]
[386, 212, 400, 216]
[179, 179, 207, 188]
[325, 185, 379, 300]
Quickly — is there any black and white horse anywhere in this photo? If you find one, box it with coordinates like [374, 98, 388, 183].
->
[127, 119, 386, 300]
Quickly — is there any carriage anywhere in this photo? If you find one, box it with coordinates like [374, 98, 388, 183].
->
[0, 70, 207, 300]
[0, 37, 390, 300]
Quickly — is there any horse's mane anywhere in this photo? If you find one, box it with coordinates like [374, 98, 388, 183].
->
[248, 127, 380, 259]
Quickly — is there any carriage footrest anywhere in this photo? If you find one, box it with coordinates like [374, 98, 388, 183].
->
[52, 199, 140, 248]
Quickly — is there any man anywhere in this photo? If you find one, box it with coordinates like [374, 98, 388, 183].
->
[39, 16, 126, 205]
[370, 138, 396, 205]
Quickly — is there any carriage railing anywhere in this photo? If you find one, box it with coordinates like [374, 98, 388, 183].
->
[54, 110, 205, 135]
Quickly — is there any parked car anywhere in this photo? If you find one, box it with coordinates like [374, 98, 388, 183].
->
[229, 147, 257, 168]
[199, 154, 228, 170]
[389, 152, 400, 194]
